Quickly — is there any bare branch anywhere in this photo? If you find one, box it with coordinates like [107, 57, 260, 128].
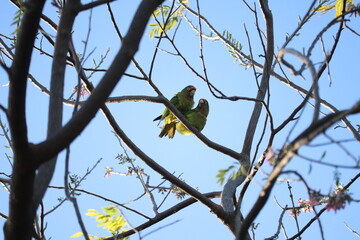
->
[280, 0, 318, 49]
[5, 0, 47, 239]
[288, 171, 360, 240]
[31, 0, 165, 164]
[32, 0, 81, 223]
[224, 0, 275, 217]
[103, 192, 222, 240]
[81, 0, 115, 11]
[343, 222, 360, 238]
[239, 100, 360, 239]
[277, 48, 320, 123]
[265, 204, 287, 240]
[182, 1, 360, 141]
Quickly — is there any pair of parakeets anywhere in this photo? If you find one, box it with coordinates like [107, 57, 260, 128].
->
[154, 85, 209, 138]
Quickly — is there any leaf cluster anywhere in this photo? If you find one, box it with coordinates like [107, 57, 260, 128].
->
[315, 0, 354, 17]
[216, 164, 246, 186]
[11, 1, 24, 36]
[71, 206, 129, 239]
[222, 30, 249, 66]
[115, 153, 135, 165]
[148, 3, 187, 39]
[216, 165, 235, 186]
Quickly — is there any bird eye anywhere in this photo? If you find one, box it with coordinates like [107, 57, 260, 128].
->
[187, 86, 196, 91]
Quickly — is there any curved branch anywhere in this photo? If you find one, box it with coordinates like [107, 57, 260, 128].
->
[271, 69, 360, 141]
[277, 48, 320, 123]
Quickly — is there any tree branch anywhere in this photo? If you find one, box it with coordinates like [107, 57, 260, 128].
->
[32, 0, 81, 217]
[81, 0, 115, 11]
[182, 1, 360, 141]
[5, 1, 47, 239]
[239, 100, 360, 239]
[31, 0, 165, 164]
[277, 48, 320, 123]
[221, 0, 274, 218]
[103, 192, 221, 239]
[111, 120, 228, 222]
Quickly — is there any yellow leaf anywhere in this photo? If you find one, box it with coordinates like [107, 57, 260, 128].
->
[315, 0, 336, 14]
[316, 5, 335, 12]
[335, 0, 354, 17]
[315, 0, 354, 16]
[70, 232, 83, 238]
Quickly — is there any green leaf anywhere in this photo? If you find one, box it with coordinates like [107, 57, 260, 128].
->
[320, 151, 327, 160]
[103, 205, 119, 216]
[216, 165, 235, 185]
[222, 30, 244, 64]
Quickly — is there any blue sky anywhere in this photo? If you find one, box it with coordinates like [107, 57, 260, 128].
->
[1, 0, 360, 239]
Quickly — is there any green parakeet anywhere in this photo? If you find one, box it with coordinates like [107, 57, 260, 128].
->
[176, 98, 209, 135]
[154, 85, 196, 138]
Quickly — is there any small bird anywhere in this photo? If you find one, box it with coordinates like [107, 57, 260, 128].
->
[176, 98, 209, 135]
[154, 85, 196, 138]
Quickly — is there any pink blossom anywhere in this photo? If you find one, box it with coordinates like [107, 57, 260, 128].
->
[297, 199, 311, 213]
[104, 167, 114, 178]
[73, 84, 90, 98]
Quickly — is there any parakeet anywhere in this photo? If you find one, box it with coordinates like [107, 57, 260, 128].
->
[154, 85, 196, 138]
[176, 98, 209, 135]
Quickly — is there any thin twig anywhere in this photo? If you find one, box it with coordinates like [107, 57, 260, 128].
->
[113, 132, 159, 215]
[240, 100, 360, 239]
[195, 0, 212, 95]
[265, 204, 288, 240]
[287, 181, 301, 233]
[47, 185, 151, 219]
[343, 222, 360, 238]
[297, 152, 360, 169]
[277, 48, 320, 123]
[102, 191, 221, 240]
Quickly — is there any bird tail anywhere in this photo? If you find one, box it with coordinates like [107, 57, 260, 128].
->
[159, 122, 176, 138]
[167, 122, 176, 139]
